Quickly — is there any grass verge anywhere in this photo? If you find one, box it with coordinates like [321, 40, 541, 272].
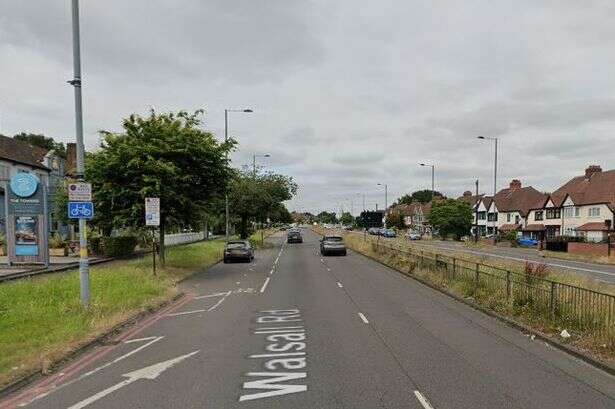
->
[0, 239, 225, 389]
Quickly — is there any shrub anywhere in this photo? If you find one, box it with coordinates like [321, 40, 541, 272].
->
[102, 236, 138, 258]
[524, 261, 549, 284]
[504, 231, 518, 247]
[49, 233, 67, 249]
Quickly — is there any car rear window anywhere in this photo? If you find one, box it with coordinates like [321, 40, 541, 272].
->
[227, 242, 247, 249]
[324, 237, 343, 242]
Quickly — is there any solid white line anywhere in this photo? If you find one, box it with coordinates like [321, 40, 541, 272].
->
[260, 277, 271, 293]
[358, 312, 369, 324]
[194, 292, 229, 299]
[207, 291, 231, 312]
[166, 309, 207, 317]
[124, 336, 158, 344]
[337, 282, 343, 288]
[67, 378, 135, 409]
[414, 391, 435, 409]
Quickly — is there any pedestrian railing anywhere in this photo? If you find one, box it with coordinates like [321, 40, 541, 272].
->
[349, 232, 615, 343]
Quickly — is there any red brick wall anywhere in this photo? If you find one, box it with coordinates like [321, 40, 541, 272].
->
[568, 242, 609, 257]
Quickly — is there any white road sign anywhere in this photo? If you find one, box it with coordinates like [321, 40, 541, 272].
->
[68, 182, 92, 201]
[145, 197, 160, 226]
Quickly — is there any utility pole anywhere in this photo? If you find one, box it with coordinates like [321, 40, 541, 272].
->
[475, 179, 479, 243]
[69, 0, 89, 307]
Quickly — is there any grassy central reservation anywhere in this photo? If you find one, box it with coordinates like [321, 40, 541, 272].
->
[0, 239, 226, 389]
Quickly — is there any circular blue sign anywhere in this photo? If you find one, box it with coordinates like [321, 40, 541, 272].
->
[10, 173, 39, 198]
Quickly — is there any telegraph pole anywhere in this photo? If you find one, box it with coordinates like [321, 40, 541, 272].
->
[69, 0, 89, 306]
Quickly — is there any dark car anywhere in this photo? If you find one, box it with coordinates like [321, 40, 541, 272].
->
[320, 235, 347, 256]
[223, 240, 254, 263]
[287, 230, 303, 243]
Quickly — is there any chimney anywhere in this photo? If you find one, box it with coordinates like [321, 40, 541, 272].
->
[585, 165, 602, 179]
[463, 191, 472, 197]
[509, 179, 522, 190]
[66, 143, 77, 177]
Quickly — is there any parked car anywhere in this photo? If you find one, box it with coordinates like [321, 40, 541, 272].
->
[367, 227, 380, 235]
[382, 229, 396, 238]
[287, 230, 303, 243]
[320, 235, 347, 256]
[518, 237, 539, 247]
[223, 240, 254, 263]
[405, 231, 421, 240]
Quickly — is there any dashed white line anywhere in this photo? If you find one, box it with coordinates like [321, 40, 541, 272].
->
[260, 277, 271, 293]
[414, 391, 435, 409]
[166, 309, 207, 317]
[358, 312, 369, 324]
[337, 282, 343, 288]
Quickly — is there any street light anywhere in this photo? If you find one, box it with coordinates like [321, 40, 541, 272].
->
[224, 108, 253, 241]
[377, 183, 388, 227]
[477, 136, 498, 240]
[252, 153, 270, 177]
[419, 163, 435, 199]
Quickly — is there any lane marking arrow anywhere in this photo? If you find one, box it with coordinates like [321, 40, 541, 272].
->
[67, 350, 199, 409]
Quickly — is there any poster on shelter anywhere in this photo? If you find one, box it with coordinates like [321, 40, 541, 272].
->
[15, 216, 38, 256]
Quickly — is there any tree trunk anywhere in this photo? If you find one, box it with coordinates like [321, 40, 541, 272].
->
[240, 213, 248, 239]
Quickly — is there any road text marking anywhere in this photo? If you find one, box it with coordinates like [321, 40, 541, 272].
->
[358, 312, 369, 324]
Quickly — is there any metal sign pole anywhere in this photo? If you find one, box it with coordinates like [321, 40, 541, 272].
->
[152, 228, 156, 275]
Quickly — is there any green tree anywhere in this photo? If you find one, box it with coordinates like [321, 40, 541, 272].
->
[228, 171, 297, 238]
[86, 109, 234, 262]
[316, 211, 337, 224]
[428, 199, 472, 240]
[340, 212, 354, 226]
[385, 211, 406, 230]
[13, 132, 67, 158]
[396, 190, 445, 205]
[396, 194, 414, 205]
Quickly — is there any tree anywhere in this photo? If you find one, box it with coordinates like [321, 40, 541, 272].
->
[316, 211, 337, 224]
[228, 170, 297, 238]
[13, 132, 67, 158]
[396, 194, 414, 205]
[396, 190, 445, 205]
[385, 211, 406, 230]
[428, 199, 472, 240]
[340, 212, 354, 226]
[86, 109, 234, 262]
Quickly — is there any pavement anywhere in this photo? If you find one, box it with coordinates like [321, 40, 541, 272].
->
[400, 239, 615, 284]
[2, 229, 615, 408]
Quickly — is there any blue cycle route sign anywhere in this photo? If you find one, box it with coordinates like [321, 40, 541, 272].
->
[68, 201, 94, 219]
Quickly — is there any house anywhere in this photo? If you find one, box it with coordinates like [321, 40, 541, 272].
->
[548, 165, 615, 242]
[493, 179, 546, 236]
[457, 191, 484, 236]
[388, 202, 432, 233]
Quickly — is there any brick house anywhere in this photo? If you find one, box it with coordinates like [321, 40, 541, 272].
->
[388, 202, 432, 233]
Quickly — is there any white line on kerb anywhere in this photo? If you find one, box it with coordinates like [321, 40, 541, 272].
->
[414, 391, 435, 409]
[167, 309, 207, 317]
[337, 282, 343, 288]
[260, 277, 271, 293]
[358, 312, 369, 324]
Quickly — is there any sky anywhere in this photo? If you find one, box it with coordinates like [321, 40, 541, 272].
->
[1, 1, 615, 215]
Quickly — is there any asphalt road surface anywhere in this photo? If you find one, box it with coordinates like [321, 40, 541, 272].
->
[3, 230, 615, 409]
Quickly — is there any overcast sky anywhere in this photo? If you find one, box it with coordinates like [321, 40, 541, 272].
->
[1, 1, 615, 215]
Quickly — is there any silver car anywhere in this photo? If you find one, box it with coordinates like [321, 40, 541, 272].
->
[223, 240, 254, 263]
[320, 235, 347, 256]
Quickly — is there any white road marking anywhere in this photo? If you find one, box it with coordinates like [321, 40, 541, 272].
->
[358, 312, 369, 324]
[327, 267, 331, 271]
[337, 282, 343, 288]
[67, 351, 199, 409]
[166, 309, 207, 317]
[414, 390, 435, 409]
[320, 258, 324, 263]
[260, 277, 271, 293]
[194, 292, 230, 299]
[207, 291, 232, 312]
[27, 337, 164, 404]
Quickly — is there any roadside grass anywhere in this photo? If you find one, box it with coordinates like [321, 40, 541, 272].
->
[249, 229, 278, 249]
[0, 239, 225, 390]
[315, 227, 615, 362]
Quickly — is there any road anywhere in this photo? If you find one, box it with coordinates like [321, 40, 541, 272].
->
[400, 238, 615, 284]
[3, 230, 615, 408]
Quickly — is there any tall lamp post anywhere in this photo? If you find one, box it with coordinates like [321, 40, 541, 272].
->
[377, 183, 388, 227]
[419, 163, 435, 199]
[224, 108, 252, 241]
[477, 136, 498, 240]
[252, 153, 270, 177]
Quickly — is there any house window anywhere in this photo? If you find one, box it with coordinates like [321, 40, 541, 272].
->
[515, 215, 520, 224]
[546, 209, 561, 219]
[507, 214, 511, 222]
[588, 207, 601, 217]
[535, 211, 543, 221]
[487, 212, 498, 222]
[478, 211, 486, 220]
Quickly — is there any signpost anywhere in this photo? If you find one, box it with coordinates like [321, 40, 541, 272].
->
[145, 198, 160, 274]
[68, 202, 94, 219]
[68, 182, 92, 201]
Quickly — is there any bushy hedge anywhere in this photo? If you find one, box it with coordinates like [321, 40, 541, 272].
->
[102, 236, 138, 258]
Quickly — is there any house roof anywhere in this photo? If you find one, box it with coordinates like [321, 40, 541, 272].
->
[457, 192, 484, 207]
[523, 224, 545, 232]
[390, 202, 431, 218]
[0, 135, 50, 170]
[493, 185, 547, 217]
[576, 222, 612, 232]
[499, 223, 521, 231]
[550, 167, 615, 210]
